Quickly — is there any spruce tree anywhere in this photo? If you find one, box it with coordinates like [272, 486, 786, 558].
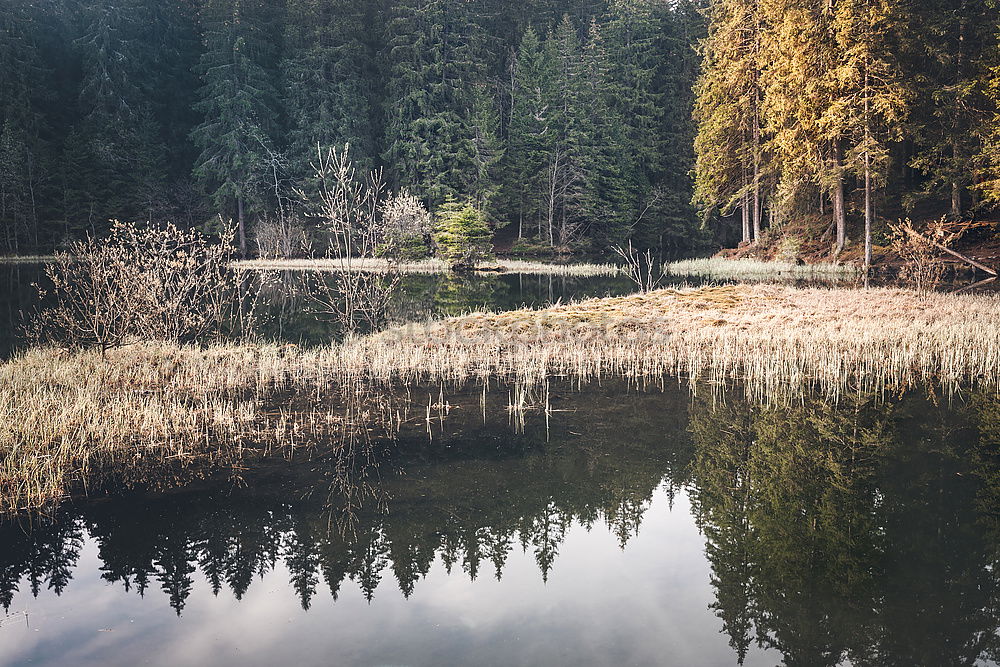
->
[758, 0, 845, 241]
[905, 0, 997, 215]
[830, 0, 909, 271]
[0, 0, 50, 251]
[281, 0, 377, 186]
[544, 14, 589, 247]
[502, 26, 555, 239]
[191, 0, 282, 255]
[382, 0, 489, 207]
[693, 0, 766, 245]
[581, 17, 631, 245]
[648, 0, 707, 255]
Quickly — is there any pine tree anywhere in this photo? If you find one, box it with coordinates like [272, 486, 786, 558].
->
[191, 0, 282, 255]
[281, 0, 377, 187]
[382, 0, 489, 207]
[693, 0, 766, 245]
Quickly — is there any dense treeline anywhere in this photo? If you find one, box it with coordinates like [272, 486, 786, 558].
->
[0, 0, 706, 257]
[694, 0, 1000, 256]
[6, 1, 999, 261]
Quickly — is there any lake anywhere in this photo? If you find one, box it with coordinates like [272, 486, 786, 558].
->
[2, 265, 1000, 666]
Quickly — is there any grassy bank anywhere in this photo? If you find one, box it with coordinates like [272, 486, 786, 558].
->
[232, 257, 622, 277]
[0, 255, 56, 264]
[665, 257, 859, 281]
[3, 283, 999, 513]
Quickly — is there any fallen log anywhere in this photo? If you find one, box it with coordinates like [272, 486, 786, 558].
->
[905, 227, 998, 276]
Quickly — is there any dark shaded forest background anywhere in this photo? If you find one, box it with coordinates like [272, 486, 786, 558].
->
[0, 0, 705, 257]
[2, 0, 1000, 259]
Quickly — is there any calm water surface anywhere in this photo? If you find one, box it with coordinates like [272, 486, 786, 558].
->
[2, 385, 1000, 666]
[3, 265, 1000, 665]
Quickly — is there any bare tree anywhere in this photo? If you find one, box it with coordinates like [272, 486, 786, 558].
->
[612, 242, 666, 293]
[299, 145, 404, 336]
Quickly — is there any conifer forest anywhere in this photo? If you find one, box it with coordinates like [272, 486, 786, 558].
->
[5, 0, 995, 259]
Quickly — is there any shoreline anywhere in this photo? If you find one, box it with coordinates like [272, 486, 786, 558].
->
[231, 257, 623, 277]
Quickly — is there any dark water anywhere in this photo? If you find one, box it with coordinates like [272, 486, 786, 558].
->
[0, 263, 44, 356]
[3, 384, 1000, 666]
[0, 263, 635, 355]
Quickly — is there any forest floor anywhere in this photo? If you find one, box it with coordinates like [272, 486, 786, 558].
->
[718, 214, 1000, 278]
[4, 282, 1000, 514]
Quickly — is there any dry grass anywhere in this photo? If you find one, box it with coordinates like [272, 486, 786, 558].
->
[0, 255, 55, 264]
[4, 283, 1000, 513]
[665, 257, 858, 281]
[232, 257, 621, 277]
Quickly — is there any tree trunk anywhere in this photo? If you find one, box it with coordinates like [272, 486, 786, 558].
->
[833, 141, 846, 255]
[951, 143, 962, 217]
[863, 68, 872, 283]
[864, 155, 872, 277]
[237, 196, 247, 258]
[741, 191, 751, 245]
[752, 104, 762, 243]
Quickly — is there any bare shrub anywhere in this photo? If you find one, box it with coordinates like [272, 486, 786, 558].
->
[253, 216, 313, 259]
[612, 242, 665, 293]
[379, 191, 432, 259]
[299, 145, 401, 336]
[29, 220, 243, 350]
[889, 218, 958, 292]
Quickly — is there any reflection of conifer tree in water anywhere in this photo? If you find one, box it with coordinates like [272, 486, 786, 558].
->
[284, 516, 321, 611]
[0, 532, 32, 612]
[690, 391, 1000, 666]
[525, 502, 571, 583]
[689, 400, 755, 664]
[859, 394, 1000, 665]
[748, 398, 886, 667]
[198, 526, 230, 598]
[0, 386, 688, 612]
[154, 533, 196, 616]
[482, 526, 514, 581]
[87, 510, 162, 597]
[351, 529, 389, 603]
[461, 525, 484, 581]
[692, 394, 890, 665]
[0, 519, 84, 612]
[431, 274, 504, 318]
[384, 513, 439, 599]
[221, 507, 287, 601]
[316, 529, 352, 602]
[605, 494, 651, 550]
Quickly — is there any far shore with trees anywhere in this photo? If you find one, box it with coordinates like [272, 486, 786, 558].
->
[6, 1, 1000, 266]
